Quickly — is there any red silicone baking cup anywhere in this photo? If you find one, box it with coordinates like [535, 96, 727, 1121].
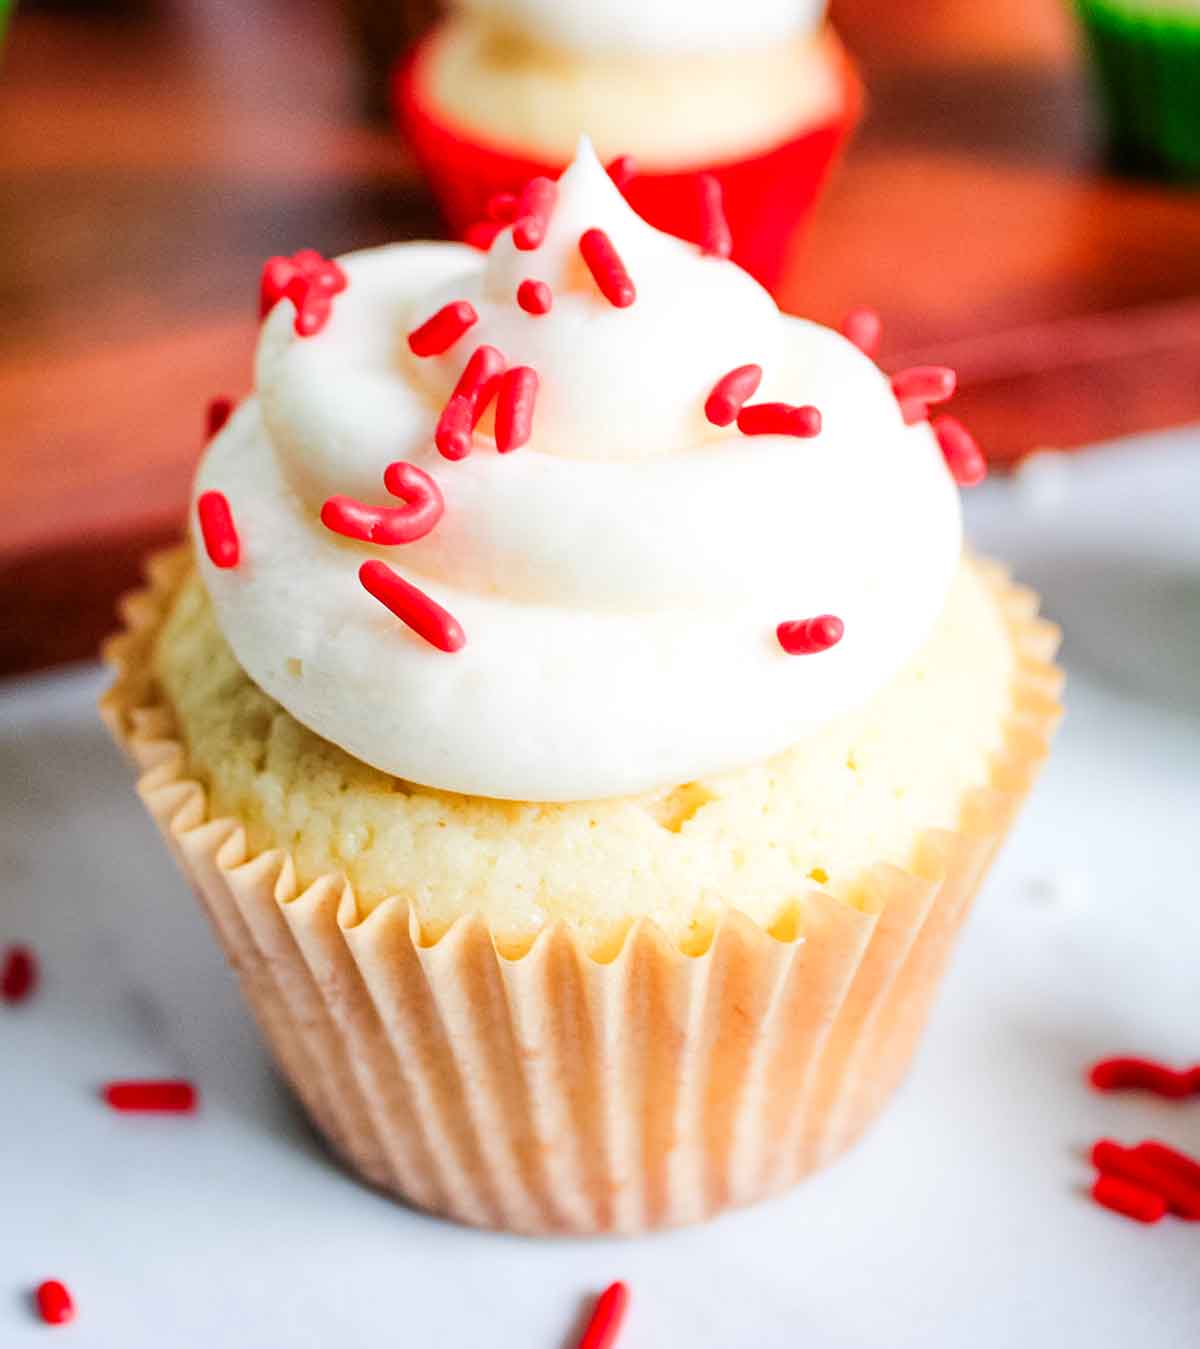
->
[394, 30, 863, 294]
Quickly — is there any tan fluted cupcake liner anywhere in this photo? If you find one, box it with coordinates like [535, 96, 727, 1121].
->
[100, 549, 1062, 1235]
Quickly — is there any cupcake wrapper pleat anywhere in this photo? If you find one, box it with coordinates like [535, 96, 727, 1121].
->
[101, 549, 1061, 1234]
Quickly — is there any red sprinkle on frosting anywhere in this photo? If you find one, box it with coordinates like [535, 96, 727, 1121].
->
[606, 156, 638, 191]
[517, 279, 553, 315]
[696, 174, 733, 259]
[205, 396, 234, 441]
[35, 1280, 74, 1326]
[103, 1080, 198, 1113]
[933, 416, 987, 486]
[260, 250, 347, 337]
[705, 365, 763, 427]
[777, 615, 844, 655]
[513, 177, 558, 251]
[1089, 1057, 1199, 1099]
[2, 945, 37, 1004]
[495, 366, 539, 452]
[577, 1282, 630, 1349]
[486, 191, 519, 223]
[408, 301, 478, 357]
[360, 560, 465, 652]
[1134, 1141, 1200, 1190]
[840, 307, 882, 358]
[891, 366, 956, 425]
[435, 395, 475, 462]
[1091, 1174, 1167, 1224]
[579, 229, 636, 308]
[435, 344, 507, 458]
[321, 462, 444, 545]
[465, 220, 503, 251]
[737, 403, 822, 438]
[197, 491, 240, 569]
[1092, 1140, 1200, 1220]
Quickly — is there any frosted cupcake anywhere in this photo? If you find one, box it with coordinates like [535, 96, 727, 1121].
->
[395, 0, 861, 291]
[103, 142, 1061, 1235]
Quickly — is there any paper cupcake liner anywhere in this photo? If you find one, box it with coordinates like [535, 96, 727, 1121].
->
[1076, 0, 1200, 178]
[392, 28, 863, 294]
[101, 551, 1061, 1234]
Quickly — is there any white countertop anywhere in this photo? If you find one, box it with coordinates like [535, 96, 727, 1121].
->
[2, 429, 1198, 1347]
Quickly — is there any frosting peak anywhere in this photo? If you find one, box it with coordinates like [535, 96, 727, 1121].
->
[196, 143, 967, 802]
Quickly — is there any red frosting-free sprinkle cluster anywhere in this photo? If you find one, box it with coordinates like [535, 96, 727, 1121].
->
[205, 396, 234, 441]
[35, 1280, 75, 1326]
[197, 491, 240, 569]
[517, 279, 553, 315]
[1089, 1056, 1200, 1099]
[891, 365, 957, 426]
[577, 1282, 630, 1349]
[737, 402, 822, 438]
[495, 367, 540, 452]
[696, 174, 733, 259]
[1090, 1139, 1200, 1224]
[841, 306, 883, 358]
[322, 462, 444, 545]
[360, 560, 465, 653]
[1, 945, 37, 1004]
[777, 615, 844, 655]
[705, 365, 763, 427]
[103, 1080, 198, 1113]
[513, 177, 558, 251]
[408, 300, 478, 357]
[579, 229, 636, 308]
[260, 249, 347, 337]
[933, 417, 987, 486]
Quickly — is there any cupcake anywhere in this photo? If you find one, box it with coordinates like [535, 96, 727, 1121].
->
[102, 142, 1061, 1235]
[1075, 0, 1200, 177]
[395, 0, 861, 292]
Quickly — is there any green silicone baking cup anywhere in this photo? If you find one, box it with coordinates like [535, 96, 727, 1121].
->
[1076, 0, 1200, 178]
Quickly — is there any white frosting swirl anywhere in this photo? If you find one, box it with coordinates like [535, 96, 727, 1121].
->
[453, 0, 826, 55]
[195, 142, 963, 802]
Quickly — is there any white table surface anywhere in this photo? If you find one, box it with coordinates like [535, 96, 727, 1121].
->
[3, 429, 1198, 1347]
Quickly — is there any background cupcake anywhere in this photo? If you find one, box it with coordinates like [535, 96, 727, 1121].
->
[395, 0, 861, 291]
[1075, 0, 1200, 177]
[103, 144, 1060, 1235]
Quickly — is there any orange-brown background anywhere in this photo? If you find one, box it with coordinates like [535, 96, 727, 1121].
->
[3, 0, 1199, 673]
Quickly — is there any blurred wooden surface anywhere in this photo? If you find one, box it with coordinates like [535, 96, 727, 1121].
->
[3, 0, 1200, 673]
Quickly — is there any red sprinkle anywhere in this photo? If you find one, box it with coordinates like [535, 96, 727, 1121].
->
[495, 366, 539, 452]
[517, 279, 553, 315]
[606, 156, 638, 191]
[435, 344, 507, 458]
[321, 462, 444, 545]
[360, 560, 465, 653]
[205, 396, 234, 441]
[260, 250, 347, 336]
[696, 174, 733, 259]
[1, 945, 37, 1003]
[1092, 1140, 1200, 1220]
[196, 491, 240, 569]
[777, 615, 844, 655]
[1134, 1141, 1200, 1191]
[103, 1080, 198, 1113]
[408, 301, 478, 358]
[579, 229, 636, 308]
[840, 306, 883, 358]
[435, 395, 475, 462]
[577, 1282, 629, 1349]
[1091, 1174, 1167, 1224]
[933, 416, 987, 486]
[891, 366, 956, 425]
[465, 220, 502, 251]
[512, 177, 557, 251]
[705, 365, 763, 427]
[486, 191, 519, 223]
[35, 1280, 74, 1326]
[737, 403, 822, 438]
[1089, 1057, 1198, 1100]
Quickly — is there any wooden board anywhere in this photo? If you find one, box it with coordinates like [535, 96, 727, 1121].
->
[3, 0, 1200, 673]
